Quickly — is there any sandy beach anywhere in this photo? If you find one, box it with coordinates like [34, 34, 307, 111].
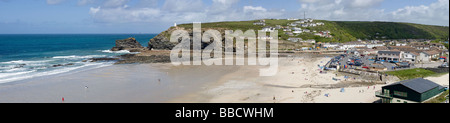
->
[0, 63, 240, 103]
[1, 55, 448, 103]
[170, 56, 449, 103]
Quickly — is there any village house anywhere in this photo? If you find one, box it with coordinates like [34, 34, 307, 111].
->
[388, 46, 417, 53]
[366, 43, 384, 49]
[339, 41, 366, 50]
[427, 50, 442, 59]
[372, 46, 389, 51]
[377, 51, 403, 62]
[260, 27, 275, 32]
[287, 38, 302, 43]
[412, 45, 431, 50]
[402, 52, 418, 63]
[316, 22, 325, 26]
[253, 20, 266, 26]
[376, 78, 445, 103]
[299, 39, 316, 44]
[322, 43, 340, 49]
[430, 43, 447, 50]
[418, 50, 441, 63]
[303, 29, 310, 33]
[253, 22, 266, 26]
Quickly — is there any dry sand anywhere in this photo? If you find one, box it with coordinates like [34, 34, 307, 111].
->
[170, 57, 449, 103]
[169, 56, 382, 103]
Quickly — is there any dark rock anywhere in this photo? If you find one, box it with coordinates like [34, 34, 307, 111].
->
[115, 54, 171, 64]
[148, 34, 178, 50]
[14, 64, 26, 68]
[89, 58, 120, 62]
[52, 64, 63, 67]
[111, 37, 145, 52]
[52, 63, 75, 67]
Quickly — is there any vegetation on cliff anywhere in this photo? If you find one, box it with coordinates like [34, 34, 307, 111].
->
[149, 19, 449, 49]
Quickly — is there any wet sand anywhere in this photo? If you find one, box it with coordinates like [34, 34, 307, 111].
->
[0, 63, 240, 103]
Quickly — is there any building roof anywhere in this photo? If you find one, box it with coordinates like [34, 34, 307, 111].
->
[423, 50, 440, 55]
[378, 50, 401, 55]
[387, 78, 443, 93]
[373, 46, 389, 50]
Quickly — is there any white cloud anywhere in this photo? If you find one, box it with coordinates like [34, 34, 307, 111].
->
[349, 0, 383, 8]
[390, 0, 449, 26]
[102, 0, 130, 8]
[162, 0, 204, 12]
[244, 6, 267, 12]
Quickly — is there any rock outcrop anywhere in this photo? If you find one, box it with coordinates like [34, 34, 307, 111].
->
[148, 27, 229, 51]
[111, 37, 145, 52]
[148, 33, 178, 50]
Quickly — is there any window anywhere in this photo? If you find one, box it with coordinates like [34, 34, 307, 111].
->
[394, 91, 408, 97]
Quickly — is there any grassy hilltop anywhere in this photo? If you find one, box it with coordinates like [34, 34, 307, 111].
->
[174, 19, 448, 43]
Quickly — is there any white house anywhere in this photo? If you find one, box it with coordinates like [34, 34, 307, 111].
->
[292, 27, 302, 31]
[419, 52, 431, 63]
[293, 30, 303, 34]
[402, 52, 417, 63]
[339, 41, 366, 50]
[300, 39, 316, 44]
[366, 43, 384, 49]
[260, 27, 275, 32]
[323, 43, 340, 48]
[288, 38, 302, 42]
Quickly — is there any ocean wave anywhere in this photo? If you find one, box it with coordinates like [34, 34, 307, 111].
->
[100, 50, 132, 54]
[0, 70, 36, 79]
[0, 62, 113, 84]
[52, 55, 107, 59]
[1, 67, 28, 73]
[1, 60, 54, 64]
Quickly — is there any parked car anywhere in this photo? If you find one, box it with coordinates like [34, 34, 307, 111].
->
[396, 62, 411, 68]
[438, 63, 449, 68]
[362, 66, 369, 69]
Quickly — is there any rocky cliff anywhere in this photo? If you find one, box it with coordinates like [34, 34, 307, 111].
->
[148, 26, 231, 51]
[111, 37, 145, 52]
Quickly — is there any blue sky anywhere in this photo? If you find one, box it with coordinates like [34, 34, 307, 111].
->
[0, 0, 448, 34]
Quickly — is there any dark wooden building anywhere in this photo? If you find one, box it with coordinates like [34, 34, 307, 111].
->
[376, 78, 445, 103]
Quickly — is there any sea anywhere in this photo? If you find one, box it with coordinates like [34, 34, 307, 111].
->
[0, 34, 157, 84]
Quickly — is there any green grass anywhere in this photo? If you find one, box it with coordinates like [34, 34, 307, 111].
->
[171, 19, 449, 43]
[385, 68, 437, 80]
[425, 90, 449, 103]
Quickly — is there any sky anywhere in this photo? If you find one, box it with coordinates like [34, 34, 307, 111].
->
[0, 0, 448, 34]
